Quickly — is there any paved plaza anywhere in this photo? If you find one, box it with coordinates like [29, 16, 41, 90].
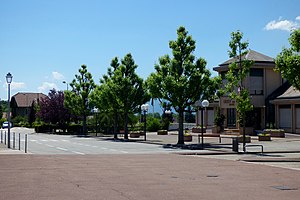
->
[1, 128, 300, 199]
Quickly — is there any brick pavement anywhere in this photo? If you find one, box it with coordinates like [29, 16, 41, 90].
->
[0, 154, 300, 200]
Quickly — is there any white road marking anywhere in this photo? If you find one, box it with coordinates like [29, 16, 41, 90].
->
[71, 151, 85, 155]
[120, 151, 129, 154]
[56, 147, 68, 151]
[46, 144, 54, 148]
[36, 142, 43, 145]
[101, 147, 107, 150]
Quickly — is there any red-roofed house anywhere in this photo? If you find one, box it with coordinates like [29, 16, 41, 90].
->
[10, 92, 47, 118]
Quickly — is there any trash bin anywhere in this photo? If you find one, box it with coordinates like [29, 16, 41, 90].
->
[232, 138, 239, 152]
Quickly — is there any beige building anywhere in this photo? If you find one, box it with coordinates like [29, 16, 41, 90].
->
[271, 86, 300, 133]
[211, 50, 285, 130]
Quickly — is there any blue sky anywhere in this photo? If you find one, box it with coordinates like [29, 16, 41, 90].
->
[0, 0, 299, 103]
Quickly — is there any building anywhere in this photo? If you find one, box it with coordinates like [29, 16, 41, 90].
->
[10, 92, 47, 118]
[211, 50, 285, 130]
[271, 86, 300, 133]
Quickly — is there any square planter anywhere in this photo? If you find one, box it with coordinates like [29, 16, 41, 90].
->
[237, 136, 251, 143]
[129, 131, 140, 138]
[184, 135, 193, 142]
[263, 129, 285, 138]
[192, 127, 206, 133]
[239, 127, 254, 135]
[258, 135, 271, 141]
[212, 126, 221, 133]
[157, 130, 168, 135]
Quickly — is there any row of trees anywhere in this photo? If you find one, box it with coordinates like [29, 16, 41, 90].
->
[22, 26, 300, 146]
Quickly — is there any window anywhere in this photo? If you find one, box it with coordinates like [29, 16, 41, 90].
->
[250, 68, 264, 95]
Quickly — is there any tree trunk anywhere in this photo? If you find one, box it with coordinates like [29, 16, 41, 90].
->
[113, 112, 118, 139]
[83, 114, 87, 135]
[177, 110, 184, 145]
[242, 114, 246, 152]
[124, 111, 129, 140]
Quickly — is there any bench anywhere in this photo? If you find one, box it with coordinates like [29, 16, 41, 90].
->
[245, 144, 264, 153]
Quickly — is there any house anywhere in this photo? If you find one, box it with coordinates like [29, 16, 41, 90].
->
[10, 92, 47, 118]
[197, 50, 286, 131]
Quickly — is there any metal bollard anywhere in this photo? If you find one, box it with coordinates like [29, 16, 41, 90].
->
[25, 134, 28, 153]
[13, 132, 15, 149]
[1, 130, 2, 143]
[18, 133, 21, 151]
[4, 131, 6, 145]
[232, 138, 239, 152]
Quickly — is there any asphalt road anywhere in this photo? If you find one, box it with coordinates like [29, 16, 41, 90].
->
[1, 127, 180, 155]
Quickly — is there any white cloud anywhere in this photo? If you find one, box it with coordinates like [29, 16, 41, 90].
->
[52, 71, 65, 80]
[264, 17, 299, 32]
[38, 82, 58, 93]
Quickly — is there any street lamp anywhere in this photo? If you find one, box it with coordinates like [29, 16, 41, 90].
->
[201, 99, 209, 149]
[62, 81, 69, 91]
[141, 104, 149, 141]
[92, 107, 99, 137]
[6, 72, 13, 149]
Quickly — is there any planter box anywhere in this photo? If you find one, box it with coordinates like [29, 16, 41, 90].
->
[184, 135, 193, 142]
[212, 126, 221, 133]
[192, 127, 206, 133]
[258, 135, 271, 141]
[263, 129, 285, 138]
[157, 130, 168, 135]
[239, 127, 254, 136]
[237, 136, 251, 143]
[129, 131, 140, 138]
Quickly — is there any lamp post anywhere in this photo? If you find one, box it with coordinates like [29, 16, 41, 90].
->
[141, 104, 149, 141]
[92, 107, 99, 137]
[62, 81, 69, 91]
[201, 99, 209, 149]
[6, 72, 13, 149]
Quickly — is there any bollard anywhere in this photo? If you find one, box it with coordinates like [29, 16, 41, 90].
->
[18, 133, 21, 151]
[13, 132, 15, 149]
[4, 131, 6, 145]
[232, 138, 239, 152]
[25, 134, 28, 153]
[1, 130, 2, 143]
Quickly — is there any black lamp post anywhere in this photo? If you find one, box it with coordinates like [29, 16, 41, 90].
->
[201, 99, 209, 149]
[62, 81, 69, 91]
[92, 107, 99, 137]
[6, 72, 13, 149]
[141, 104, 149, 141]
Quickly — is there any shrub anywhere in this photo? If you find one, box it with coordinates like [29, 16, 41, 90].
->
[147, 117, 161, 132]
[67, 124, 83, 134]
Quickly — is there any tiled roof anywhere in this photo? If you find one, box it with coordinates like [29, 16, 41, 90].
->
[219, 50, 275, 66]
[12, 92, 47, 107]
[276, 86, 300, 99]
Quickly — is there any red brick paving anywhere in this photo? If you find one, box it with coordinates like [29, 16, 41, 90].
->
[0, 154, 299, 200]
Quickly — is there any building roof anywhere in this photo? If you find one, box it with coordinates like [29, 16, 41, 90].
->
[219, 50, 274, 66]
[276, 86, 300, 99]
[11, 92, 47, 107]
[213, 50, 275, 72]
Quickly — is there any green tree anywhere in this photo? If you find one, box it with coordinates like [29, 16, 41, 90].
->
[92, 54, 149, 139]
[91, 57, 122, 139]
[114, 53, 149, 139]
[65, 65, 95, 134]
[275, 28, 300, 90]
[147, 26, 219, 145]
[225, 30, 254, 152]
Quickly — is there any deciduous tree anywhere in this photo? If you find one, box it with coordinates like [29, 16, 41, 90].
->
[225, 30, 254, 152]
[147, 26, 219, 145]
[275, 28, 300, 90]
[65, 65, 95, 134]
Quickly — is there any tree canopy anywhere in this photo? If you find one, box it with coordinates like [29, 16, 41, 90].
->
[275, 28, 300, 90]
[225, 30, 254, 152]
[64, 65, 95, 134]
[38, 89, 71, 127]
[147, 26, 219, 144]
